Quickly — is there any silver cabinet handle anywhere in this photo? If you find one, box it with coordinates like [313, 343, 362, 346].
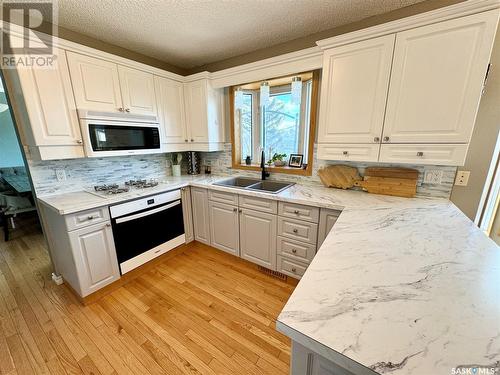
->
[374, 136, 380, 142]
[76, 139, 83, 144]
[238, 209, 242, 213]
[291, 267, 297, 273]
[118, 107, 124, 112]
[191, 139, 194, 142]
[291, 249, 297, 254]
[342, 151, 349, 156]
[233, 208, 238, 212]
[87, 215, 94, 220]
[417, 151, 424, 157]
[293, 210, 300, 215]
[293, 228, 298, 233]
[383, 136, 390, 142]
[184, 139, 188, 142]
[125, 108, 130, 113]
[106, 223, 111, 227]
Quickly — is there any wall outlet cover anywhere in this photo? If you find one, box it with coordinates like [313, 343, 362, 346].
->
[455, 170, 470, 186]
[55, 169, 66, 182]
[423, 170, 443, 184]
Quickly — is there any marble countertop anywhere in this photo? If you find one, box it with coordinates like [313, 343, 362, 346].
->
[37, 174, 500, 374]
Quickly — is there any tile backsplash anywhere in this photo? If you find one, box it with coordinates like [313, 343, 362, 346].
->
[201, 144, 457, 199]
[28, 145, 457, 199]
[28, 153, 188, 196]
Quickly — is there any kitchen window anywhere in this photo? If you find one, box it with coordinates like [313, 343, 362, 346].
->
[231, 71, 319, 176]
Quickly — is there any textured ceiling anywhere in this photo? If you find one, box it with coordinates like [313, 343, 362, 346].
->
[56, 0, 426, 69]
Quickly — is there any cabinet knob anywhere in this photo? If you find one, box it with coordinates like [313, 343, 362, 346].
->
[293, 210, 300, 215]
[106, 223, 111, 227]
[293, 228, 298, 234]
[291, 267, 297, 273]
[292, 249, 297, 254]
[233, 208, 238, 212]
[118, 107, 124, 112]
[383, 136, 390, 142]
[238, 209, 242, 213]
[76, 139, 83, 144]
[417, 151, 424, 157]
[87, 215, 94, 220]
[125, 108, 130, 113]
[342, 151, 349, 156]
[191, 139, 194, 142]
[374, 136, 380, 142]
[184, 139, 188, 142]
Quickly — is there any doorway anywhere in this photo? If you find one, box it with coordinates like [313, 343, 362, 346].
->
[0, 74, 40, 241]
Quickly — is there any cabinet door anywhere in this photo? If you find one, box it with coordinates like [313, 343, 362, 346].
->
[209, 201, 239, 256]
[181, 187, 194, 243]
[118, 66, 157, 117]
[155, 76, 187, 143]
[69, 222, 120, 296]
[383, 10, 499, 144]
[67, 52, 122, 112]
[239, 208, 277, 270]
[16, 49, 83, 147]
[317, 35, 395, 144]
[317, 209, 341, 248]
[191, 187, 211, 245]
[206, 86, 224, 143]
[184, 80, 209, 143]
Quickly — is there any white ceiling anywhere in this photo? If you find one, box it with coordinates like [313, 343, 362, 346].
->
[56, 0, 426, 69]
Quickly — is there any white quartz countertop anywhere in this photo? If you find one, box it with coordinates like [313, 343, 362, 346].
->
[37, 174, 500, 374]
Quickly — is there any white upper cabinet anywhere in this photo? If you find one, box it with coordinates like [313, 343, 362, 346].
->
[4, 48, 84, 160]
[317, 35, 395, 144]
[67, 52, 123, 112]
[118, 66, 157, 116]
[155, 76, 187, 144]
[184, 79, 225, 150]
[382, 10, 499, 144]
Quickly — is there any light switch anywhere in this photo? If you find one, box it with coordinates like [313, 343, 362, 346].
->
[454, 171, 470, 186]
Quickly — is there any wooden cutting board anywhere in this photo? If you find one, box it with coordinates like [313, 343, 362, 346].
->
[354, 167, 419, 198]
[317, 165, 361, 189]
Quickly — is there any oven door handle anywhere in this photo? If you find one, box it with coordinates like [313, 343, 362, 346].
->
[115, 200, 180, 224]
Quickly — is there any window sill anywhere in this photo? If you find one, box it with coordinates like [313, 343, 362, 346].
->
[232, 164, 312, 176]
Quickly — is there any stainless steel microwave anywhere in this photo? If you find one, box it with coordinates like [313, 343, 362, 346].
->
[78, 110, 163, 157]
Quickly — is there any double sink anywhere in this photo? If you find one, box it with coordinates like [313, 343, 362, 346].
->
[213, 177, 294, 194]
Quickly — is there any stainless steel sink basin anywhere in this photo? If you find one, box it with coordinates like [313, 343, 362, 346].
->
[213, 177, 261, 188]
[213, 177, 294, 194]
[245, 181, 294, 194]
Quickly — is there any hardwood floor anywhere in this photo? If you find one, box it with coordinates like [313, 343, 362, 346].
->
[0, 228, 295, 375]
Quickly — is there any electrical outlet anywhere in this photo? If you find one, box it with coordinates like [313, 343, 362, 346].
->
[55, 169, 66, 182]
[423, 170, 443, 184]
[454, 170, 470, 186]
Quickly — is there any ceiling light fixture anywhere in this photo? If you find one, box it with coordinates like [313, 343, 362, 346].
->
[291, 76, 302, 105]
[260, 81, 270, 107]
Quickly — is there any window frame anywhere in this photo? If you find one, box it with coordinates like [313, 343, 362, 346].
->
[229, 70, 319, 176]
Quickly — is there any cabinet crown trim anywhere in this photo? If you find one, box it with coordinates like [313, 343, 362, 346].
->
[316, 0, 500, 49]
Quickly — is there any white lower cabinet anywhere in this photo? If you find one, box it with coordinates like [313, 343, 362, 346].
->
[191, 187, 211, 245]
[239, 208, 277, 270]
[181, 187, 194, 243]
[68, 222, 120, 296]
[209, 201, 240, 256]
[291, 342, 356, 375]
[318, 209, 341, 247]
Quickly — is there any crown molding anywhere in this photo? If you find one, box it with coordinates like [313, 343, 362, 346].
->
[316, 0, 500, 50]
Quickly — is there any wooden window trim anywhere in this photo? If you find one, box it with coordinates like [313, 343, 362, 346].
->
[230, 70, 319, 177]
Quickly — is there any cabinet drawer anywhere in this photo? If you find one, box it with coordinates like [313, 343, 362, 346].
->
[277, 236, 315, 264]
[277, 255, 308, 279]
[239, 195, 277, 214]
[208, 189, 238, 205]
[278, 217, 318, 244]
[379, 144, 468, 166]
[278, 202, 319, 223]
[65, 207, 110, 231]
[317, 144, 380, 162]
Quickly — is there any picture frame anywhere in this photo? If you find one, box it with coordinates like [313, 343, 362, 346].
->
[288, 154, 303, 168]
